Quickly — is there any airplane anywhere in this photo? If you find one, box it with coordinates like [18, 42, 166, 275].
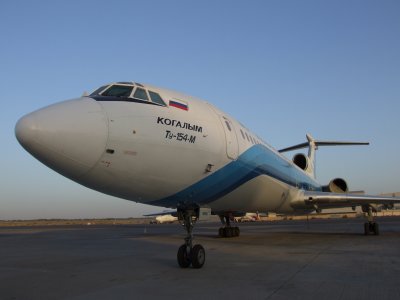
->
[15, 81, 400, 269]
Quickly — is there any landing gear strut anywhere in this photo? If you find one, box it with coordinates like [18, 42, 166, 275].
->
[176, 203, 205, 269]
[363, 205, 379, 235]
[218, 215, 240, 238]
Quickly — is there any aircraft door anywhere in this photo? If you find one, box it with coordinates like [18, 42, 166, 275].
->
[220, 115, 239, 160]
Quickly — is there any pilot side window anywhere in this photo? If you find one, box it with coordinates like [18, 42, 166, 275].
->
[102, 85, 133, 97]
[90, 85, 109, 96]
[149, 91, 166, 106]
[133, 88, 149, 101]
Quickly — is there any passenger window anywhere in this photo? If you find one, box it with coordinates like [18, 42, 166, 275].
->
[245, 132, 250, 142]
[102, 85, 133, 97]
[224, 121, 232, 131]
[149, 91, 166, 106]
[133, 88, 149, 101]
[240, 129, 245, 140]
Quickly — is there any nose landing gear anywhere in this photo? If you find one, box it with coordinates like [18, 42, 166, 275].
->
[176, 203, 206, 269]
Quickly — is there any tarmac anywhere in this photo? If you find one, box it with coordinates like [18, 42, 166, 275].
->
[1, 217, 400, 300]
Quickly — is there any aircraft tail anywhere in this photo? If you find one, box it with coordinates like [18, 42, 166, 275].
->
[279, 134, 369, 178]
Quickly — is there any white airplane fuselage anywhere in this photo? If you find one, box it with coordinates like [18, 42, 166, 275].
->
[16, 81, 400, 269]
[15, 82, 322, 215]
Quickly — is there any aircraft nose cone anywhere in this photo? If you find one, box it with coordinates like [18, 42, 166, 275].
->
[15, 112, 37, 149]
[15, 98, 108, 180]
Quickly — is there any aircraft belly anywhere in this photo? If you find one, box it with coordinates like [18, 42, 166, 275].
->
[81, 145, 226, 203]
[209, 174, 292, 213]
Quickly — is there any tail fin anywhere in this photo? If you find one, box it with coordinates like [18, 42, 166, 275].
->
[279, 134, 369, 178]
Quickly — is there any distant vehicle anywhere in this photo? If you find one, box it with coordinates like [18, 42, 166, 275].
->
[234, 215, 255, 222]
[149, 214, 178, 224]
[16, 81, 400, 269]
[234, 213, 260, 222]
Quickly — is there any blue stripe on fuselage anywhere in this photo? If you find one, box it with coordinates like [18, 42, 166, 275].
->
[149, 144, 322, 207]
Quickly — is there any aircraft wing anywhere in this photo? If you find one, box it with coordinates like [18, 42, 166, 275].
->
[291, 191, 400, 210]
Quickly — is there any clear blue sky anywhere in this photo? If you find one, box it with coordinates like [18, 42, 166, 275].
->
[1, 0, 399, 219]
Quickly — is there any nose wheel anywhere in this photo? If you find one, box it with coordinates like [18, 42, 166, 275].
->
[176, 203, 205, 269]
[177, 244, 205, 269]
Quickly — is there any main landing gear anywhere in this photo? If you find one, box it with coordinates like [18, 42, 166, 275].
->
[363, 205, 379, 235]
[176, 203, 205, 269]
[218, 215, 240, 238]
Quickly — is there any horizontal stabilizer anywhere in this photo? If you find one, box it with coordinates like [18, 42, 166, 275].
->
[279, 140, 369, 153]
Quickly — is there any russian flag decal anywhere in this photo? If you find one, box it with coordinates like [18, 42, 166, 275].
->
[169, 99, 188, 111]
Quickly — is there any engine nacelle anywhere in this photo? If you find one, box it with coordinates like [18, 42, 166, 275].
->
[322, 178, 348, 193]
[293, 153, 309, 171]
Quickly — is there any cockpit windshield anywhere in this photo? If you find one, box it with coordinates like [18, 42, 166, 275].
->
[133, 88, 149, 101]
[101, 85, 133, 97]
[89, 83, 167, 107]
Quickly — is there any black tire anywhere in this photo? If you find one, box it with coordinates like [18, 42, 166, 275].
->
[177, 244, 191, 268]
[234, 227, 240, 237]
[225, 227, 232, 238]
[218, 227, 224, 237]
[191, 244, 205, 269]
[364, 222, 370, 235]
[373, 223, 380, 235]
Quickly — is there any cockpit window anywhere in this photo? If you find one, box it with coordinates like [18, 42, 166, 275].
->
[149, 91, 166, 106]
[102, 85, 133, 97]
[89, 82, 167, 108]
[133, 88, 149, 101]
[90, 85, 109, 96]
